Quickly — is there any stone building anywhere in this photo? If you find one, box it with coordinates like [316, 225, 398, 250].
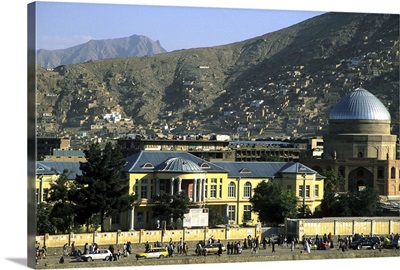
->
[301, 87, 400, 199]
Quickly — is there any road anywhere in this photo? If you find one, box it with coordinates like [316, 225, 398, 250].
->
[35, 242, 400, 269]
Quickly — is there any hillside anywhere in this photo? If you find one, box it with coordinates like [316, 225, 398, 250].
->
[35, 12, 399, 146]
[36, 34, 167, 68]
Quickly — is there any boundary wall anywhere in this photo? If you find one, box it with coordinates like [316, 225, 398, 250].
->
[286, 216, 400, 239]
[36, 217, 400, 248]
[36, 226, 262, 248]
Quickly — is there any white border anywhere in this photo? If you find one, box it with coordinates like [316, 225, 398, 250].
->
[1, 1, 399, 270]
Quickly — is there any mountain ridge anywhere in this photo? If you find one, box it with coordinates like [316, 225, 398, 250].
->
[36, 34, 167, 68]
[35, 12, 399, 145]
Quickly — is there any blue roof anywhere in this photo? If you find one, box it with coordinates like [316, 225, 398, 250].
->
[212, 162, 319, 178]
[123, 151, 227, 173]
[329, 88, 390, 121]
[36, 161, 82, 179]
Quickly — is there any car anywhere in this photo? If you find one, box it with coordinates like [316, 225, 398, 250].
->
[80, 249, 112, 262]
[268, 234, 280, 243]
[202, 243, 226, 255]
[135, 247, 168, 260]
[383, 235, 400, 249]
[349, 236, 381, 250]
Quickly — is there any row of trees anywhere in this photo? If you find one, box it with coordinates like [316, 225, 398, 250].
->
[37, 143, 382, 235]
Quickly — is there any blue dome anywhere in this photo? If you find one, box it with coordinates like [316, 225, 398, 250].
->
[329, 88, 390, 121]
[156, 157, 203, 172]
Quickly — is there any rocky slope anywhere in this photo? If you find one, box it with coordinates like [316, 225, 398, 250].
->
[35, 12, 399, 142]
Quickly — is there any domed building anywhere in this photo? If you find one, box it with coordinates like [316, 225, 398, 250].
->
[301, 87, 400, 199]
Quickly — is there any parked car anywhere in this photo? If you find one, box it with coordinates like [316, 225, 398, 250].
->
[349, 236, 381, 250]
[80, 249, 112, 262]
[135, 247, 168, 260]
[383, 235, 400, 249]
[202, 243, 226, 255]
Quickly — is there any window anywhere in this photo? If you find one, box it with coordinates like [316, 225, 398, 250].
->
[228, 182, 236, 198]
[150, 184, 154, 199]
[219, 185, 222, 198]
[42, 188, 49, 202]
[391, 167, 396, 179]
[141, 185, 147, 199]
[111, 214, 120, 225]
[243, 205, 251, 221]
[244, 182, 252, 198]
[314, 185, 319, 197]
[210, 185, 217, 198]
[299, 186, 303, 197]
[306, 185, 310, 198]
[339, 166, 345, 177]
[228, 205, 235, 221]
[377, 167, 384, 179]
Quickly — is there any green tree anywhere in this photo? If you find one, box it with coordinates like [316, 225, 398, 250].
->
[152, 191, 196, 228]
[250, 180, 298, 226]
[72, 142, 136, 232]
[320, 188, 380, 217]
[47, 169, 79, 233]
[322, 169, 346, 193]
[36, 203, 56, 235]
[350, 187, 380, 216]
[207, 205, 225, 227]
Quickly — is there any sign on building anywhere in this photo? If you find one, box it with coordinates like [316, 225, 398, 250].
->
[183, 208, 209, 227]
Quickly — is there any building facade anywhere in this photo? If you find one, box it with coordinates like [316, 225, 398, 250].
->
[301, 87, 400, 199]
[36, 152, 325, 231]
[120, 151, 324, 231]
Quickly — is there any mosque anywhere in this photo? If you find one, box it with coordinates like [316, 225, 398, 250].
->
[300, 87, 400, 200]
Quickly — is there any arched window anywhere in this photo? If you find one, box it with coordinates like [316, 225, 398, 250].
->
[244, 182, 252, 198]
[358, 152, 363, 158]
[228, 182, 236, 198]
[391, 167, 396, 179]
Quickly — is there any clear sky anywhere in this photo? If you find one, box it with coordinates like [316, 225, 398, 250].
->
[35, 2, 325, 51]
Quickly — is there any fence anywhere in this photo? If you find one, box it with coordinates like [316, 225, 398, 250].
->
[36, 226, 262, 248]
[36, 216, 400, 248]
[286, 216, 400, 239]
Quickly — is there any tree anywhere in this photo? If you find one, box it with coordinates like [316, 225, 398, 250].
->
[207, 205, 225, 227]
[322, 169, 346, 193]
[320, 188, 380, 217]
[72, 142, 136, 232]
[47, 169, 79, 233]
[152, 191, 196, 228]
[250, 180, 298, 226]
[349, 187, 381, 216]
[36, 203, 56, 235]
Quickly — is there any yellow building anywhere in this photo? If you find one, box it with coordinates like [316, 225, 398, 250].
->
[35, 152, 324, 231]
[121, 151, 325, 231]
[35, 161, 82, 203]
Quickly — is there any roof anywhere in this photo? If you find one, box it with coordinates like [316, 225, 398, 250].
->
[329, 88, 390, 121]
[52, 149, 85, 156]
[212, 162, 321, 178]
[36, 161, 82, 179]
[122, 151, 227, 173]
